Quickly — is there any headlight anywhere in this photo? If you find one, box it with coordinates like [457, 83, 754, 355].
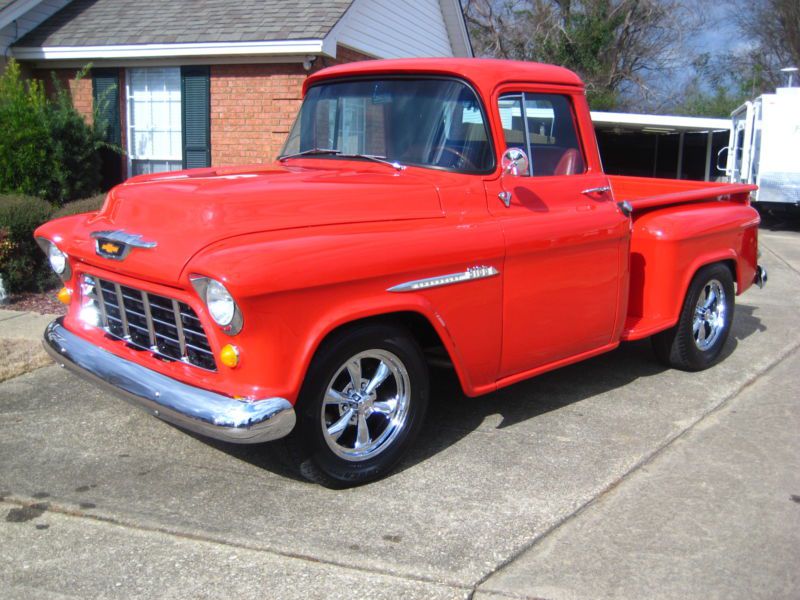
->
[48, 243, 67, 274]
[206, 279, 235, 326]
[190, 276, 243, 335]
[36, 237, 71, 280]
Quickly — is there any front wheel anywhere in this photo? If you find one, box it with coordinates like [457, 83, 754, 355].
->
[652, 263, 735, 371]
[289, 323, 429, 487]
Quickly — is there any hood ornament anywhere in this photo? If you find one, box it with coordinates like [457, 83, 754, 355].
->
[91, 230, 157, 260]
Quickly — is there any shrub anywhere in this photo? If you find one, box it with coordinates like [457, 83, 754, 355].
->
[0, 59, 114, 205]
[0, 62, 51, 201]
[47, 84, 103, 202]
[0, 194, 55, 293]
[52, 193, 106, 219]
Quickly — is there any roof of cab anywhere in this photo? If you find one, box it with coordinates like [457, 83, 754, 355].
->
[304, 58, 584, 96]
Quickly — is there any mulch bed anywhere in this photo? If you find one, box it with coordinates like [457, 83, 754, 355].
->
[4, 290, 66, 315]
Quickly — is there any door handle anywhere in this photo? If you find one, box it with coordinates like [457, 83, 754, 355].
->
[581, 186, 611, 196]
[498, 191, 512, 207]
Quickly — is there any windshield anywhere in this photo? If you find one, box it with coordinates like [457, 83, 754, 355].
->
[280, 78, 494, 173]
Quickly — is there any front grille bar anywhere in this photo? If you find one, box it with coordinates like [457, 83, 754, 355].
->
[171, 298, 187, 360]
[141, 291, 157, 350]
[83, 275, 216, 371]
[113, 282, 131, 340]
[94, 279, 109, 325]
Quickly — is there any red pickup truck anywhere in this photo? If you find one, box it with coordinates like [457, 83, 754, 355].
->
[37, 59, 766, 486]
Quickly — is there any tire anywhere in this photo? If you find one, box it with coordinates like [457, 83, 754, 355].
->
[288, 323, 429, 488]
[652, 263, 735, 371]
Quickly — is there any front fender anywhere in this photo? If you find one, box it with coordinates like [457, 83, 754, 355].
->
[185, 218, 505, 400]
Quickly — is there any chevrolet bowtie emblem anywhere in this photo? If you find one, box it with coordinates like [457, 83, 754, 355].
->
[91, 230, 157, 260]
[100, 242, 121, 255]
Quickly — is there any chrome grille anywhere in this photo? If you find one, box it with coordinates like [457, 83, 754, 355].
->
[82, 275, 216, 371]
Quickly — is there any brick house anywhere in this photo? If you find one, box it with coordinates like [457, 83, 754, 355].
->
[1, 0, 471, 186]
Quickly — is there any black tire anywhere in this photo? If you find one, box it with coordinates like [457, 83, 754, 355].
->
[287, 323, 429, 488]
[652, 263, 735, 371]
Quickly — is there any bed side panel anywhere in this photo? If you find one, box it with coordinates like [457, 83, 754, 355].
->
[622, 201, 760, 340]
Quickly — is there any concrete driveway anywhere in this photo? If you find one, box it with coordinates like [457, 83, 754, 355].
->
[1, 225, 799, 599]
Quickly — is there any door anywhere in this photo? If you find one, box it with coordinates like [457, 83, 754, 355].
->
[488, 92, 629, 378]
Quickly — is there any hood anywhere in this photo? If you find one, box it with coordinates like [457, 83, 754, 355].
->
[54, 164, 443, 286]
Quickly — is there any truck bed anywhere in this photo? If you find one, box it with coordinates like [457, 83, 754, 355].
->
[608, 175, 757, 212]
[610, 175, 760, 342]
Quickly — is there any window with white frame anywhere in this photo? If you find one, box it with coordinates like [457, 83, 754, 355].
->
[127, 67, 182, 176]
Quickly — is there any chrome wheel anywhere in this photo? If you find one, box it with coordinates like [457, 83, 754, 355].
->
[321, 349, 411, 462]
[693, 279, 726, 351]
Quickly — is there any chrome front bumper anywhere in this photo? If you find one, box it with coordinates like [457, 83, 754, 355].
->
[43, 319, 296, 444]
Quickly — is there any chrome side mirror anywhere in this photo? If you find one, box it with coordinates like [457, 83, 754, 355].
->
[501, 147, 530, 177]
[499, 147, 529, 207]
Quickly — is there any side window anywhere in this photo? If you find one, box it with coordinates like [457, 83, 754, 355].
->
[498, 95, 528, 174]
[499, 93, 585, 177]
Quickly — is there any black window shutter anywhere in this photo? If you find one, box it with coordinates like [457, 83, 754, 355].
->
[92, 69, 123, 188]
[91, 69, 120, 145]
[181, 66, 211, 169]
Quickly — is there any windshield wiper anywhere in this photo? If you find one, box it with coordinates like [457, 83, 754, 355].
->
[278, 147, 341, 161]
[338, 153, 405, 171]
[280, 148, 405, 171]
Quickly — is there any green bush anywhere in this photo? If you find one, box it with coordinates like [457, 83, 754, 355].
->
[0, 59, 112, 205]
[0, 194, 55, 293]
[52, 193, 106, 219]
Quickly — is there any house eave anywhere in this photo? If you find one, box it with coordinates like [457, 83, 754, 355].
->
[11, 38, 329, 60]
[0, 0, 45, 30]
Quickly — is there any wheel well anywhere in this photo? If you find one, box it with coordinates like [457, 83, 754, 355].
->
[317, 311, 452, 367]
[721, 259, 737, 290]
[690, 259, 737, 293]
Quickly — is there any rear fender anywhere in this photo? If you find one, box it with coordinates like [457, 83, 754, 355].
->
[624, 201, 759, 340]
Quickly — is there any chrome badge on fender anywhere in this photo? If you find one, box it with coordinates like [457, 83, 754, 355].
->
[91, 230, 157, 260]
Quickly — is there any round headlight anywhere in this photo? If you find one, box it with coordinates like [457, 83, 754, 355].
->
[206, 279, 235, 326]
[48, 243, 67, 274]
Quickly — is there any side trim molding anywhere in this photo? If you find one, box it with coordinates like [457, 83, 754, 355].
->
[387, 266, 499, 293]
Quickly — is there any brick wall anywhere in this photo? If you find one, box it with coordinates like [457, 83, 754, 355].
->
[210, 44, 374, 166]
[36, 68, 94, 125]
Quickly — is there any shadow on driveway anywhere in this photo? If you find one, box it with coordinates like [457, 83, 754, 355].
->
[182, 303, 766, 483]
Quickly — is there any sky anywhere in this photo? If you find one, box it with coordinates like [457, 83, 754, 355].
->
[693, 1, 753, 57]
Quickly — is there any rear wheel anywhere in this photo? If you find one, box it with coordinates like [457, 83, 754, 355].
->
[289, 323, 429, 487]
[652, 263, 735, 371]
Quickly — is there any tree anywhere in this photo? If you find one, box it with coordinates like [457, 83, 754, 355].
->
[462, 0, 698, 110]
[736, 0, 800, 92]
[664, 53, 752, 117]
[664, 0, 799, 117]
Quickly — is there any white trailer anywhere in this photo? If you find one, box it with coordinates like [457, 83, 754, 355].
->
[720, 84, 800, 212]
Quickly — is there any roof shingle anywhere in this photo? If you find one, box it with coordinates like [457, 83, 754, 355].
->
[15, 0, 354, 47]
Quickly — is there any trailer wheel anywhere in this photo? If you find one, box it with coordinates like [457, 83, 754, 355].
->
[652, 263, 735, 371]
[287, 323, 429, 488]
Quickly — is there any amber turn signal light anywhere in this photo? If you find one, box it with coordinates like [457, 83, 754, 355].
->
[57, 287, 72, 305]
[220, 344, 240, 368]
